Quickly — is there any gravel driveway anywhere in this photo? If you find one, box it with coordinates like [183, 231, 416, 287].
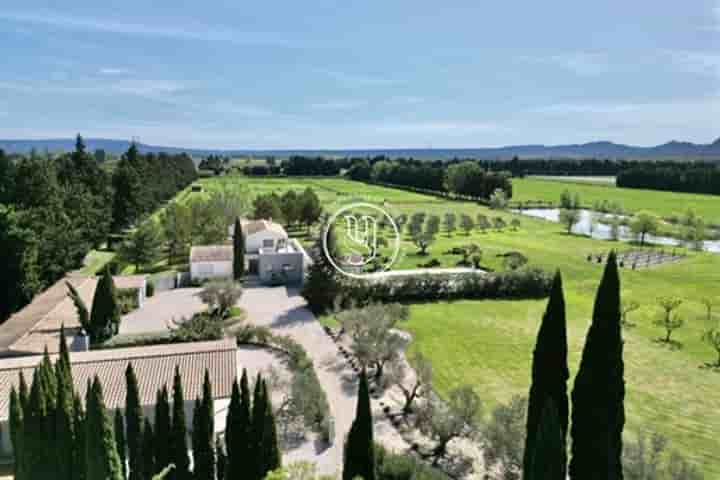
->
[238, 285, 407, 476]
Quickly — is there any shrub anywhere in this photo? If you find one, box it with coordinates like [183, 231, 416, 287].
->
[170, 312, 224, 342]
[417, 259, 441, 268]
[376, 444, 451, 480]
[116, 288, 140, 314]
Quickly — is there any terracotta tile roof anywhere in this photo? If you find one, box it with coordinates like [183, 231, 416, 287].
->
[0, 274, 147, 356]
[0, 338, 237, 421]
[190, 245, 234, 262]
[242, 219, 287, 237]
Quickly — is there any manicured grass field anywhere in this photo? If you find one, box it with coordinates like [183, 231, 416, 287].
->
[173, 175, 720, 474]
[514, 177, 720, 224]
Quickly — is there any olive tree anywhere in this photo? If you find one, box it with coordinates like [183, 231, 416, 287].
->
[459, 214, 474, 235]
[654, 296, 684, 343]
[701, 328, 720, 367]
[197, 280, 243, 319]
[336, 303, 409, 381]
[416, 385, 481, 463]
[385, 352, 433, 414]
[621, 300, 641, 327]
[631, 212, 659, 245]
[558, 209, 581, 234]
[483, 396, 527, 480]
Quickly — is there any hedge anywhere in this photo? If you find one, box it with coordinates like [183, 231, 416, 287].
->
[338, 268, 553, 306]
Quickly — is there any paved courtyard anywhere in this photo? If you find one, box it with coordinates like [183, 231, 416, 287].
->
[119, 288, 206, 334]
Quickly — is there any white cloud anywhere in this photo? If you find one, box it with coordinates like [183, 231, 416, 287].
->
[99, 67, 131, 76]
[523, 52, 610, 76]
[0, 11, 294, 48]
[374, 121, 504, 135]
[666, 50, 720, 78]
[310, 100, 368, 111]
[314, 69, 399, 87]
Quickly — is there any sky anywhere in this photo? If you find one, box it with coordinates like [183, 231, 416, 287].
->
[1, 0, 719, 149]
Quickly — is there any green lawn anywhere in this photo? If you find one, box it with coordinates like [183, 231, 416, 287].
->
[171, 175, 720, 474]
[513, 177, 720, 224]
[78, 249, 116, 275]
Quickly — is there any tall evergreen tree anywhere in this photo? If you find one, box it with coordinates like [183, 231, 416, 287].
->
[89, 267, 121, 342]
[141, 418, 156, 480]
[169, 367, 190, 480]
[260, 382, 281, 475]
[343, 370, 375, 480]
[523, 271, 569, 476]
[55, 326, 76, 480]
[301, 224, 341, 313]
[233, 217, 245, 280]
[215, 439, 226, 480]
[24, 363, 56, 478]
[569, 252, 626, 480]
[9, 387, 24, 480]
[73, 393, 86, 480]
[115, 410, 128, 480]
[250, 374, 266, 480]
[225, 370, 251, 479]
[85, 377, 124, 480]
[154, 386, 172, 473]
[192, 371, 215, 480]
[125, 363, 144, 480]
[528, 399, 565, 480]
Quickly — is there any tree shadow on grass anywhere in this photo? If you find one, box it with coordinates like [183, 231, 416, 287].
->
[699, 362, 720, 372]
[651, 338, 684, 351]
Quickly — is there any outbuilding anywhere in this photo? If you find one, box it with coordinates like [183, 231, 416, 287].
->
[190, 245, 234, 281]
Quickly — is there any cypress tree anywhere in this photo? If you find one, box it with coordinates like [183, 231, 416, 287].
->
[18, 371, 29, 413]
[301, 224, 341, 313]
[73, 393, 86, 480]
[192, 370, 215, 480]
[528, 399, 565, 480]
[56, 326, 76, 480]
[250, 374, 266, 480]
[260, 382, 281, 475]
[90, 267, 121, 342]
[24, 365, 55, 478]
[233, 217, 245, 279]
[225, 370, 251, 479]
[169, 367, 190, 480]
[115, 410, 127, 480]
[141, 418, 156, 480]
[154, 386, 172, 473]
[569, 252, 625, 480]
[125, 363, 144, 480]
[215, 439, 226, 480]
[343, 369, 375, 480]
[523, 271, 569, 476]
[9, 387, 24, 480]
[85, 376, 124, 480]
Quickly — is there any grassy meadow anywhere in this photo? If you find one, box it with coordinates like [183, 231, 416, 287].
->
[514, 177, 720, 224]
[170, 175, 720, 474]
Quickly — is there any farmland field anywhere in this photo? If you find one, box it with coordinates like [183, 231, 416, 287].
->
[529, 174, 617, 185]
[172, 175, 720, 475]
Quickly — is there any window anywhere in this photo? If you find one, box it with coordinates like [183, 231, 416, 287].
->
[262, 239, 274, 248]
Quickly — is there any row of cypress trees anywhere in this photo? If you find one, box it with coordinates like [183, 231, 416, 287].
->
[9, 331, 281, 480]
[522, 252, 626, 479]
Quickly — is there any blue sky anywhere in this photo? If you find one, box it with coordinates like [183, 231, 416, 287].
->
[1, 0, 719, 149]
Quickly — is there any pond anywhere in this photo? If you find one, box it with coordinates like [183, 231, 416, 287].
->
[515, 208, 720, 254]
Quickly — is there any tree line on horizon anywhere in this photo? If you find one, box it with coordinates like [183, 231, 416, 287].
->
[617, 162, 720, 196]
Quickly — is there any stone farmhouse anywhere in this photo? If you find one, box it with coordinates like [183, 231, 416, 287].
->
[190, 218, 311, 285]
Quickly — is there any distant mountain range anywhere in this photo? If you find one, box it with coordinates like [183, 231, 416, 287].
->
[2, 137, 720, 160]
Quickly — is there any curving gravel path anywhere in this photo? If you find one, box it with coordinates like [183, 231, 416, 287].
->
[237, 285, 408, 476]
